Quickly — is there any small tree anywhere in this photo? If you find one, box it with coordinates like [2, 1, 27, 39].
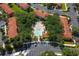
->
[0, 46, 5, 55]
[72, 26, 79, 35]
[5, 44, 13, 54]
[25, 6, 33, 13]
[62, 47, 72, 56]
[8, 3, 13, 7]
[47, 4, 53, 9]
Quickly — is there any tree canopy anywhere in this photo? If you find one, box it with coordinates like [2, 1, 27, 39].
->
[44, 14, 63, 43]
[62, 47, 79, 56]
[10, 12, 38, 49]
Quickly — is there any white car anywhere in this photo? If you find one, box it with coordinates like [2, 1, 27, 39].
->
[23, 50, 31, 56]
[12, 51, 21, 56]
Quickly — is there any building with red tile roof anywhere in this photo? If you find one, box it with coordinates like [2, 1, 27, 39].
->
[0, 3, 13, 16]
[18, 3, 29, 9]
[60, 16, 72, 39]
[34, 9, 48, 18]
[8, 17, 17, 39]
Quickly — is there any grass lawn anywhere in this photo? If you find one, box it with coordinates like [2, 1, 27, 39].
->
[9, 4, 26, 13]
[62, 3, 68, 11]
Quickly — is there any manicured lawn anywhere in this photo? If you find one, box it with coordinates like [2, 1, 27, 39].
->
[9, 4, 26, 13]
[62, 3, 68, 11]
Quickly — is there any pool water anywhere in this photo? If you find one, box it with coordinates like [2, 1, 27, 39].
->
[34, 30, 42, 37]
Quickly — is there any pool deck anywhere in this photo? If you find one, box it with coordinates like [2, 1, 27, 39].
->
[33, 21, 45, 41]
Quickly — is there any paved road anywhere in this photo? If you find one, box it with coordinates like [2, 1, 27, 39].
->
[4, 41, 76, 56]
[67, 4, 79, 27]
[27, 43, 61, 56]
[7, 41, 62, 56]
[31, 3, 62, 15]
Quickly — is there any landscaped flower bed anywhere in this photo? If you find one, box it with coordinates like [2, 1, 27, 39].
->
[64, 42, 74, 44]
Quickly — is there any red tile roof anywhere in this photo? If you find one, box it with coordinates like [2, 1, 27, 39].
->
[60, 16, 72, 39]
[8, 17, 17, 39]
[34, 9, 48, 18]
[18, 3, 29, 9]
[0, 4, 13, 16]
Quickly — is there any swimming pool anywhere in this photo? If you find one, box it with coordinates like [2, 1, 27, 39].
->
[33, 21, 45, 41]
[34, 29, 42, 37]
